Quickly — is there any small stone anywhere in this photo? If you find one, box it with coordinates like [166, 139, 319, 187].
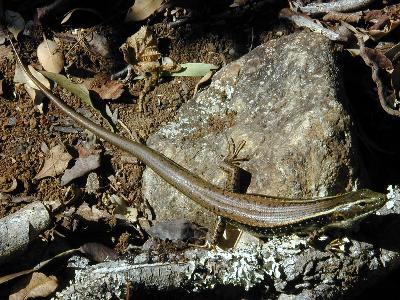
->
[29, 117, 37, 129]
[15, 144, 27, 155]
[6, 117, 17, 127]
[86, 172, 100, 194]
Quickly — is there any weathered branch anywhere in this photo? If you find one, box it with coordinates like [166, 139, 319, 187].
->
[55, 186, 400, 300]
[0, 202, 51, 266]
[294, 0, 376, 16]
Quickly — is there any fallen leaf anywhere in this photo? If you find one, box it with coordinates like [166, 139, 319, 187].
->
[61, 8, 103, 24]
[79, 242, 118, 262]
[194, 71, 213, 95]
[125, 0, 163, 22]
[14, 64, 51, 89]
[9, 272, 58, 300]
[134, 62, 219, 80]
[34, 145, 72, 180]
[76, 202, 111, 222]
[83, 77, 124, 100]
[5, 10, 25, 39]
[37, 39, 65, 73]
[361, 4, 400, 40]
[230, 0, 250, 8]
[14, 64, 51, 105]
[40, 70, 116, 130]
[85, 31, 110, 58]
[60, 150, 101, 186]
[0, 248, 78, 285]
[364, 47, 394, 71]
[167, 62, 218, 77]
[147, 219, 206, 242]
[120, 26, 161, 72]
[322, 11, 362, 23]
[111, 194, 138, 223]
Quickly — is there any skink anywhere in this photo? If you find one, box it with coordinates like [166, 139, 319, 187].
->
[11, 42, 387, 238]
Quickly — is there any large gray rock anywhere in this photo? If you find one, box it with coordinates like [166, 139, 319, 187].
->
[143, 31, 363, 230]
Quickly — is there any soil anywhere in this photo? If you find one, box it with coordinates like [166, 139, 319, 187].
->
[1, 0, 400, 298]
[0, 1, 287, 251]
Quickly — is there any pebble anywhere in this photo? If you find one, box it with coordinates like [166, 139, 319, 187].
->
[29, 117, 37, 129]
[6, 117, 17, 127]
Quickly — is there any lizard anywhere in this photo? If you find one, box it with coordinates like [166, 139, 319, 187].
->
[10, 40, 387, 242]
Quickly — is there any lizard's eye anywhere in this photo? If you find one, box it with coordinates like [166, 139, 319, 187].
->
[335, 214, 345, 222]
[358, 201, 366, 207]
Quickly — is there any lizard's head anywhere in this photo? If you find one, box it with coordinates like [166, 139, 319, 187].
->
[326, 189, 387, 229]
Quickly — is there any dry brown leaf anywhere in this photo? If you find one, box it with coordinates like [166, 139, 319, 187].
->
[93, 81, 124, 100]
[366, 20, 400, 40]
[85, 31, 110, 58]
[361, 4, 400, 40]
[364, 47, 394, 71]
[79, 242, 118, 262]
[230, 0, 250, 8]
[125, 0, 163, 22]
[120, 26, 160, 67]
[60, 146, 101, 186]
[194, 71, 213, 95]
[9, 272, 58, 300]
[34, 145, 72, 180]
[83, 77, 124, 100]
[76, 202, 111, 222]
[120, 26, 170, 80]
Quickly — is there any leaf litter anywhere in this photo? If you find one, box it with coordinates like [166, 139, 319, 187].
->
[6, 0, 395, 297]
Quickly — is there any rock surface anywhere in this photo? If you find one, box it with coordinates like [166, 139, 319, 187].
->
[143, 31, 363, 230]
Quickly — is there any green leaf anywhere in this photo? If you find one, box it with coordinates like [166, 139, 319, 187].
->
[40, 70, 116, 131]
[168, 63, 219, 77]
[133, 63, 219, 80]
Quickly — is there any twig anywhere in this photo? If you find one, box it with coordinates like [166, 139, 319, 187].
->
[322, 11, 362, 23]
[358, 37, 400, 117]
[294, 0, 376, 16]
[280, 8, 348, 42]
[118, 119, 140, 142]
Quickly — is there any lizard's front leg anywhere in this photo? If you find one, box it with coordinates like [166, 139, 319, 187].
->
[212, 138, 251, 249]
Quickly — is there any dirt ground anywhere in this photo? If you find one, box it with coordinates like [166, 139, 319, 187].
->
[1, 0, 400, 298]
[0, 1, 288, 257]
